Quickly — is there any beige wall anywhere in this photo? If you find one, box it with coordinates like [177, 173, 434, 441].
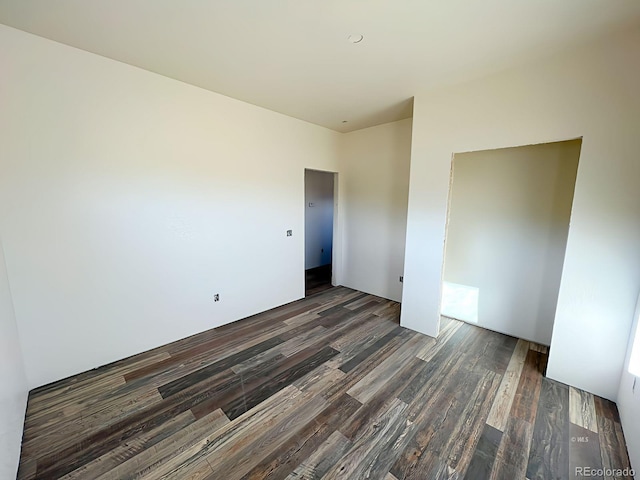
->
[0, 25, 415, 392]
[444, 140, 580, 345]
[0, 24, 342, 389]
[0, 238, 27, 479]
[339, 119, 412, 302]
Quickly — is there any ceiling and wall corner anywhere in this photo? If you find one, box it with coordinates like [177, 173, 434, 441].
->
[0, 1, 639, 132]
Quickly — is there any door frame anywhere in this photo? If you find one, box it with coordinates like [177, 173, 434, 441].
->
[303, 168, 340, 289]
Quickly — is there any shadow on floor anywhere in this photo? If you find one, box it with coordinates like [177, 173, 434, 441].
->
[305, 264, 332, 296]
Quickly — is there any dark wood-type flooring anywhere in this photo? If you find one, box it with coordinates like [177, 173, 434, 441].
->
[18, 287, 633, 479]
[305, 265, 332, 297]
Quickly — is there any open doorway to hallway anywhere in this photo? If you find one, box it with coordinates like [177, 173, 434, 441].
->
[305, 169, 335, 296]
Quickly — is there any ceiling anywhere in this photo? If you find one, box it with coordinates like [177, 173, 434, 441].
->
[1, 1, 640, 133]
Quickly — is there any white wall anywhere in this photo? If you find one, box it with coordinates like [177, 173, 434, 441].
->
[304, 170, 334, 269]
[617, 292, 640, 472]
[0, 238, 28, 479]
[401, 27, 640, 401]
[0, 25, 341, 389]
[339, 119, 412, 303]
[444, 141, 580, 345]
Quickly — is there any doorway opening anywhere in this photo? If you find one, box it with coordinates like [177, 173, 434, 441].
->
[441, 139, 581, 346]
[304, 169, 335, 296]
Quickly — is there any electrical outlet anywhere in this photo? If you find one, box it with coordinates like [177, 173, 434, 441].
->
[399, 276, 403, 283]
[214, 294, 220, 302]
[286, 230, 292, 237]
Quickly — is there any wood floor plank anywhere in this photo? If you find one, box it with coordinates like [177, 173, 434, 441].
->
[158, 336, 285, 398]
[28, 351, 170, 403]
[95, 409, 229, 480]
[569, 423, 603, 480]
[240, 392, 361, 480]
[594, 396, 621, 424]
[344, 294, 383, 310]
[490, 417, 533, 480]
[404, 369, 500, 479]
[205, 394, 330, 480]
[613, 422, 633, 473]
[415, 317, 462, 362]
[410, 452, 461, 480]
[189, 347, 321, 422]
[279, 325, 328, 357]
[285, 430, 352, 480]
[22, 388, 164, 457]
[326, 317, 400, 366]
[320, 329, 412, 402]
[154, 457, 214, 480]
[529, 343, 549, 354]
[322, 397, 410, 480]
[316, 293, 369, 317]
[281, 293, 361, 328]
[347, 333, 423, 404]
[293, 364, 346, 397]
[486, 338, 529, 432]
[370, 300, 401, 318]
[596, 416, 634, 480]
[401, 325, 486, 421]
[391, 364, 484, 479]
[24, 380, 155, 447]
[340, 356, 425, 441]
[219, 346, 339, 421]
[526, 378, 570, 480]
[125, 324, 286, 383]
[597, 416, 624, 480]
[26, 374, 127, 421]
[351, 415, 416, 480]
[445, 370, 502, 476]
[510, 349, 544, 425]
[464, 425, 502, 480]
[15, 456, 37, 480]
[569, 386, 598, 433]
[35, 368, 243, 478]
[17, 287, 632, 480]
[482, 334, 518, 376]
[149, 385, 311, 479]
[329, 313, 395, 348]
[59, 411, 197, 479]
[339, 325, 404, 373]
